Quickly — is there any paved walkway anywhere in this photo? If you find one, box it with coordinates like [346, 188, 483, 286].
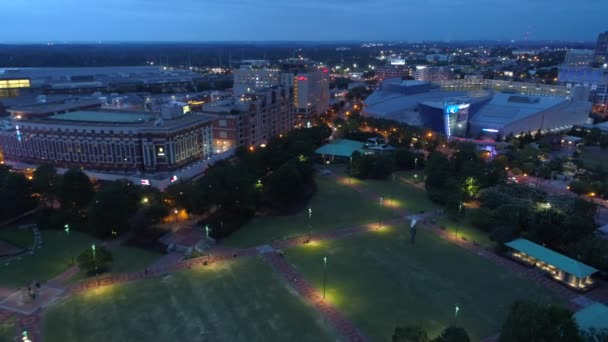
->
[261, 250, 367, 342]
[47, 266, 79, 287]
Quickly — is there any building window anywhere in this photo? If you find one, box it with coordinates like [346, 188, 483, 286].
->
[219, 119, 227, 127]
[219, 131, 227, 138]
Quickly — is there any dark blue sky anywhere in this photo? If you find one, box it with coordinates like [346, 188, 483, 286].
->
[2, 0, 607, 42]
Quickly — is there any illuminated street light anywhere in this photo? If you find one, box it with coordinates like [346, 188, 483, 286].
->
[64, 224, 70, 234]
[455, 305, 460, 318]
[322, 256, 328, 299]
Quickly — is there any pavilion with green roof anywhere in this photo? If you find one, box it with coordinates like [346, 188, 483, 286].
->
[314, 139, 366, 163]
[505, 238, 598, 291]
[574, 303, 608, 332]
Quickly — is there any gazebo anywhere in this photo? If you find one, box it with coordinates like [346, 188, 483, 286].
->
[505, 238, 598, 291]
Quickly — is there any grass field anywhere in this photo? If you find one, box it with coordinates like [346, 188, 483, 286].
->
[356, 176, 437, 214]
[0, 230, 100, 287]
[284, 225, 561, 341]
[0, 230, 161, 287]
[224, 176, 397, 248]
[0, 227, 34, 249]
[66, 246, 162, 284]
[43, 258, 337, 342]
[0, 317, 15, 342]
[436, 215, 495, 249]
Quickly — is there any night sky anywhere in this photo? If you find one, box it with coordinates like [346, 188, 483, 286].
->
[2, 0, 607, 42]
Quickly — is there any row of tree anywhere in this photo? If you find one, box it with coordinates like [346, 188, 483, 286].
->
[33, 165, 168, 239]
[168, 125, 332, 238]
[424, 143, 508, 216]
[0, 165, 37, 221]
[350, 149, 426, 180]
[393, 300, 607, 342]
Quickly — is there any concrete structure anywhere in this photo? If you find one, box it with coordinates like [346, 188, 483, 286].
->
[7, 100, 103, 120]
[363, 78, 590, 138]
[203, 85, 293, 153]
[558, 66, 608, 110]
[506, 238, 598, 291]
[0, 66, 207, 94]
[563, 49, 595, 67]
[414, 66, 454, 82]
[0, 104, 214, 174]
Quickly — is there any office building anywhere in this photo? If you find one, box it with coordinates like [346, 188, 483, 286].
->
[0, 103, 214, 173]
[414, 66, 454, 82]
[375, 66, 413, 80]
[233, 63, 282, 97]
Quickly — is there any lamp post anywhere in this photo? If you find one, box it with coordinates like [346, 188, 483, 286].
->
[322, 256, 328, 299]
[205, 225, 210, 239]
[308, 208, 312, 243]
[64, 224, 70, 235]
[455, 304, 460, 319]
[379, 197, 384, 230]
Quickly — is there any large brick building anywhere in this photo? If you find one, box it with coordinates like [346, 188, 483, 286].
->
[203, 85, 293, 153]
[0, 104, 213, 173]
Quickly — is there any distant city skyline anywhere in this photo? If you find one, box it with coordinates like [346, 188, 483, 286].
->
[1, 0, 607, 42]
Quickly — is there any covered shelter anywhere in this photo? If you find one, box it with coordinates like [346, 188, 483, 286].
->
[505, 238, 598, 291]
[314, 139, 366, 163]
[574, 303, 608, 332]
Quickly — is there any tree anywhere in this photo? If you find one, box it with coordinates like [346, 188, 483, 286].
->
[433, 326, 470, 342]
[581, 328, 608, 342]
[77, 245, 113, 275]
[58, 168, 93, 213]
[0, 166, 37, 220]
[87, 181, 138, 237]
[266, 161, 305, 204]
[33, 164, 58, 208]
[393, 325, 430, 342]
[499, 301, 582, 342]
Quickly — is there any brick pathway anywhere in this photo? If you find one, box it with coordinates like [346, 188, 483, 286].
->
[261, 251, 367, 342]
[47, 266, 79, 287]
[0, 308, 12, 324]
[19, 313, 42, 342]
[0, 287, 16, 300]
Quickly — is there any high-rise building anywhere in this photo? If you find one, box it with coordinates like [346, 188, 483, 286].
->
[204, 85, 294, 152]
[233, 59, 330, 124]
[233, 62, 281, 97]
[595, 31, 608, 62]
[414, 66, 454, 82]
[375, 66, 413, 80]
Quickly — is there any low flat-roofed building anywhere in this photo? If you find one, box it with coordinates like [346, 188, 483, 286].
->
[8, 100, 103, 120]
[505, 238, 598, 291]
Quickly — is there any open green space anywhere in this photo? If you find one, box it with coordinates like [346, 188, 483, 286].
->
[66, 245, 162, 284]
[43, 258, 337, 342]
[285, 226, 562, 341]
[0, 318, 15, 342]
[224, 176, 397, 248]
[0, 230, 99, 287]
[357, 176, 437, 214]
[436, 213, 495, 250]
[0, 229, 160, 287]
[0, 227, 34, 250]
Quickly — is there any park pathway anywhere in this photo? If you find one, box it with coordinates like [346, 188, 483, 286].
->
[47, 266, 79, 287]
[261, 249, 368, 342]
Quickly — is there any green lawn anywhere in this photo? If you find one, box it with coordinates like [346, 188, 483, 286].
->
[436, 215, 495, 249]
[285, 225, 561, 341]
[0, 317, 15, 342]
[66, 246, 163, 284]
[356, 176, 437, 214]
[0, 230, 100, 287]
[0, 226, 34, 248]
[43, 258, 337, 342]
[224, 176, 397, 248]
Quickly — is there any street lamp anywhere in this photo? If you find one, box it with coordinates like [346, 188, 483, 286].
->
[308, 208, 312, 243]
[64, 224, 70, 235]
[205, 225, 210, 239]
[455, 304, 460, 318]
[91, 244, 97, 276]
[322, 256, 328, 299]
